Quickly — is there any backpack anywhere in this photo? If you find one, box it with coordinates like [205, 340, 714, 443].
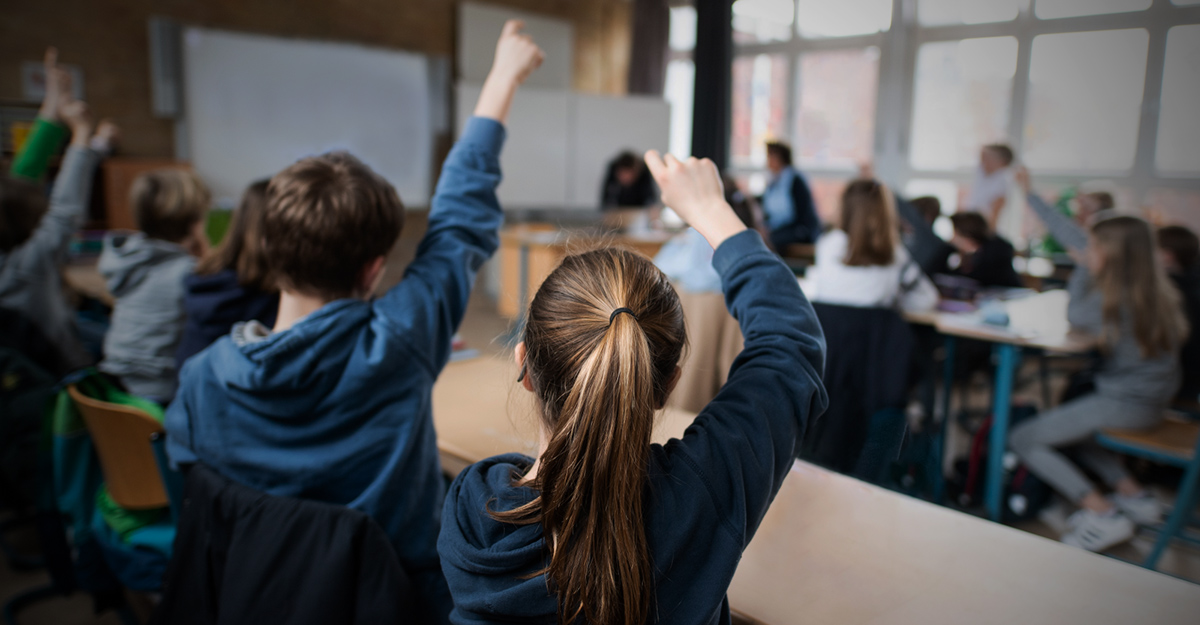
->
[947, 404, 1053, 522]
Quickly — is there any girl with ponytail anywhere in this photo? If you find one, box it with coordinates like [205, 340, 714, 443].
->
[438, 154, 828, 624]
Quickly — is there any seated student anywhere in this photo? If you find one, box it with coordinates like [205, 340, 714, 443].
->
[898, 195, 955, 278]
[810, 179, 939, 313]
[438, 152, 827, 625]
[1, 65, 116, 374]
[1157, 225, 1200, 401]
[761, 141, 821, 250]
[600, 150, 658, 209]
[165, 21, 545, 623]
[99, 170, 210, 402]
[175, 180, 278, 369]
[947, 212, 1024, 288]
[1012, 167, 1187, 552]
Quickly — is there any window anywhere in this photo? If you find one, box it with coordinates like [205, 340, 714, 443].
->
[794, 47, 879, 169]
[918, 0, 1020, 26]
[795, 0, 892, 39]
[1035, 0, 1151, 20]
[1023, 29, 1148, 171]
[1156, 25, 1200, 176]
[669, 6, 697, 51]
[910, 37, 1018, 170]
[731, 54, 789, 166]
[664, 60, 695, 158]
[733, 0, 794, 43]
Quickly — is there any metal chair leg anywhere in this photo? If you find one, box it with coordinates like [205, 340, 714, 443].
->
[1146, 436, 1200, 569]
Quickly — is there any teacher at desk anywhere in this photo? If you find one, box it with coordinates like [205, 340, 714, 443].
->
[761, 141, 821, 250]
[600, 150, 658, 210]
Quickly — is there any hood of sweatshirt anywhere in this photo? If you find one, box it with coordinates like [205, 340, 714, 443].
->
[98, 232, 191, 297]
[184, 269, 278, 330]
[438, 454, 559, 623]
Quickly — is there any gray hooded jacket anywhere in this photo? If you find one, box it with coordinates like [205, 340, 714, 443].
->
[98, 231, 194, 400]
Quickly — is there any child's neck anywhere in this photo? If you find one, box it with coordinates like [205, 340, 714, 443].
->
[274, 290, 331, 333]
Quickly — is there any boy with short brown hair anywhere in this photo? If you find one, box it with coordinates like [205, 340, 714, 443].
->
[165, 21, 545, 623]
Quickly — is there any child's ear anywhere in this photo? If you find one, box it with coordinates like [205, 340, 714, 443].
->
[515, 342, 534, 392]
[358, 256, 387, 298]
[656, 366, 682, 410]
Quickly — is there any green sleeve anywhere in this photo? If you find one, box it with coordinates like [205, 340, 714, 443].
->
[10, 118, 69, 181]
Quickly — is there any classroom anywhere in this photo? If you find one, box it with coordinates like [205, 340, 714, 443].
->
[2, 0, 1200, 623]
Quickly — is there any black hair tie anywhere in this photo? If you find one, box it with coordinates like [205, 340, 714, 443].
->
[609, 307, 639, 325]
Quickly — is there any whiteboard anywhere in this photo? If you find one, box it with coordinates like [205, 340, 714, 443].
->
[455, 84, 570, 208]
[569, 94, 671, 207]
[458, 2, 573, 90]
[182, 27, 432, 207]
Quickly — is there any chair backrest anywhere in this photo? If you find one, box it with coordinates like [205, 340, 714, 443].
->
[68, 385, 168, 510]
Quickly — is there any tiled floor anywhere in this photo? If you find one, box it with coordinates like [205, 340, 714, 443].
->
[4, 286, 1197, 623]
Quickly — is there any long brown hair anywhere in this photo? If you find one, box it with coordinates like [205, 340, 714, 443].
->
[196, 180, 274, 291]
[840, 179, 897, 267]
[494, 248, 686, 625]
[1090, 215, 1188, 358]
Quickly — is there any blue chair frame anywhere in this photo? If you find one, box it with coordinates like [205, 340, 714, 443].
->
[1095, 408, 1200, 571]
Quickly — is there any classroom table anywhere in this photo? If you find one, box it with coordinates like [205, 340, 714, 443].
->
[431, 355, 1200, 624]
[62, 261, 113, 306]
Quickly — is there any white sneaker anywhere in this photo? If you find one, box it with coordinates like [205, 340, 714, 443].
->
[1061, 510, 1135, 552]
[1112, 492, 1163, 526]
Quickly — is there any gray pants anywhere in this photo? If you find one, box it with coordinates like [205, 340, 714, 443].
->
[1009, 394, 1161, 503]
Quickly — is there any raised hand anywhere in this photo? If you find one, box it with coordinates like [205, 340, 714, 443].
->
[37, 47, 67, 122]
[59, 99, 93, 147]
[91, 119, 121, 154]
[474, 20, 545, 124]
[643, 151, 746, 249]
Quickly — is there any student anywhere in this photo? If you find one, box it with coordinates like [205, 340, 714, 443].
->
[600, 151, 658, 209]
[1011, 167, 1187, 552]
[1157, 225, 1200, 401]
[761, 141, 821, 249]
[947, 212, 1023, 288]
[810, 180, 939, 313]
[438, 153, 827, 625]
[99, 170, 210, 401]
[1, 69, 115, 374]
[165, 21, 544, 623]
[963, 143, 1014, 231]
[175, 180, 278, 369]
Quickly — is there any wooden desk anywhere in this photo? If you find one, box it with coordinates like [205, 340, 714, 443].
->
[497, 225, 671, 318]
[62, 262, 113, 306]
[431, 356, 1200, 624]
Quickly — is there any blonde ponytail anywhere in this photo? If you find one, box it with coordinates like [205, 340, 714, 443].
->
[493, 248, 686, 625]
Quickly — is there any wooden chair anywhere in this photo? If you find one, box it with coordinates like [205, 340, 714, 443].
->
[1096, 414, 1200, 570]
[67, 385, 168, 510]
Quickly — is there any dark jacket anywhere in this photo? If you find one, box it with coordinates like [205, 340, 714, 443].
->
[956, 236, 1024, 289]
[600, 162, 658, 209]
[175, 269, 278, 370]
[762, 169, 821, 249]
[1173, 267, 1200, 400]
[152, 464, 415, 625]
[801, 303, 916, 479]
[437, 230, 828, 625]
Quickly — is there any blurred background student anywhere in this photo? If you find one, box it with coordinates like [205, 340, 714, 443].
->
[761, 140, 821, 250]
[962, 143, 1015, 231]
[175, 179, 279, 370]
[1157, 224, 1200, 402]
[600, 150, 658, 210]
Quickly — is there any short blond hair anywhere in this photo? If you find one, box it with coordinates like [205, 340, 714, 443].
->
[131, 169, 210, 243]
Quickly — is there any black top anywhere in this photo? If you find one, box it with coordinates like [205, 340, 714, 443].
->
[1174, 267, 1200, 400]
[600, 161, 658, 209]
[955, 236, 1024, 289]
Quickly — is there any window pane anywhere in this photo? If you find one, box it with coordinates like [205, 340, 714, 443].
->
[794, 47, 879, 169]
[669, 6, 696, 51]
[1156, 25, 1200, 175]
[795, 0, 892, 39]
[1034, 0, 1150, 19]
[664, 60, 695, 158]
[918, 0, 1020, 26]
[731, 54, 789, 167]
[910, 37, 1017, 171]
[1023, 29, 1148, 171]
[733, 0, 794, 44]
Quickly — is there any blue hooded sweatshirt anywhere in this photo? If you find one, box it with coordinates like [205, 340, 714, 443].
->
[175, 268, 278, 371]
[166, 116, 507, 623]
[437, 230, 828, 625]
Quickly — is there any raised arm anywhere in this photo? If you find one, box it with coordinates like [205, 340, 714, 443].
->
[1016, 167, 1088, 253]
[11, 48, 70, 181]
[374, 21, 543, 373]
[645, 152, 828, 546]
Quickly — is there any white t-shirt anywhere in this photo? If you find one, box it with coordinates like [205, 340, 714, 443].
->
[808, 230, 939, 313]
[964, 166, 1010, 214]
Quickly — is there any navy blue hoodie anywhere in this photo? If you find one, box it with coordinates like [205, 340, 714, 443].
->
[174, 268, 278, 370]
[438, 229, 828, 624]
[166, 116, 507, 623]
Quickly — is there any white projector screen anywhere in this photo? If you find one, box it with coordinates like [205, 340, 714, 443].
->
[182, 27, 432, 207]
